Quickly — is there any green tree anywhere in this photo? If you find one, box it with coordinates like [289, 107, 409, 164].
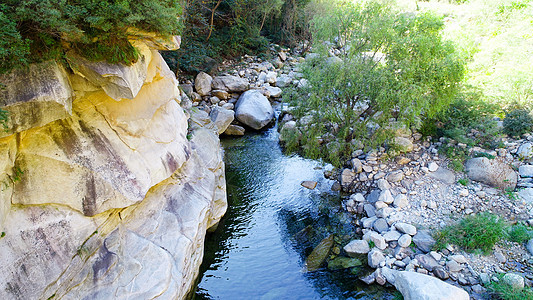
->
[0, 0, 183, 73]
[286, 0, 465, 166]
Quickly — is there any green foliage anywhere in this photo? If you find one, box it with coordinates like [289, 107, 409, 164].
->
[434, 213, 507, 254]
[0, 0, 183, 73]
[487, 274, 533, 300]
[503, 109, 533, 137]
[0, 232, 5, 238]
[164, 0, 285, 74]
[0, 109, 8, 131]
[421, 89, 501, 149]
[368, 240, 375, 249]
[287, 0, 464, 166]
[508, 224, 531, 244]
[439, 145, 468, 172]
[458, 178, 469, 186]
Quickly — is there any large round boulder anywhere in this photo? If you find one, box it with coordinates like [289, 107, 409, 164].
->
[465, 157, 517, 190]
[235, 90, 274, 130]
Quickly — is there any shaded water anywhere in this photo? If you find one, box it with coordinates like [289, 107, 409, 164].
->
[193, 124, 396, 299]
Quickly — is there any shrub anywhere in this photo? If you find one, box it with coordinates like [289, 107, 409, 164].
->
[434, 213, 507, 254]
[487, 274, 533, 300]
[421, 88, 501, 149]
[508, 224, 532, 244]
[503, 109, 533, 137]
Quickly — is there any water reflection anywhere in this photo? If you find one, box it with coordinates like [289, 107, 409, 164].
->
[194, 127, 396, 299]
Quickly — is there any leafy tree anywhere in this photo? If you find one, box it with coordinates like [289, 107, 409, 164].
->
[285, 0, 465, 166]
[0, 0, 183, 73]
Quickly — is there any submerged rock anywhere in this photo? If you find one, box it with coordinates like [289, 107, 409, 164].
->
[304, 235, 334, 272]
[327, 256, 362, 270]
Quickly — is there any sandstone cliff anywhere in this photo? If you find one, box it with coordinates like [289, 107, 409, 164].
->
[0, 37, 226, 299]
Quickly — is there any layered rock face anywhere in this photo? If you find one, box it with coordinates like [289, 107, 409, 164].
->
[0, 38, 226, 299]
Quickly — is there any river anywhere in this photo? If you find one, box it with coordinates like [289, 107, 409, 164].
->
[193, 121, 396, 299]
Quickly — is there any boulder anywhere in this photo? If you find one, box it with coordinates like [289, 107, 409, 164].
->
[465, 157, 517, 190]
[0, 61, 74, 138]
[235, 90, 274, 130]
[519, 188, 533, 204]
[305, 235, 334, 272]
[344, 240, 370, 256]
[384, 269, 470, 300]
[210, 106, 235, 134]
[398, 234, 412, 248]
[265, 71, 277, 84]
[66, 44, 151, 100]
[212, 75, 249, 92]
[195, 72, 213, 96]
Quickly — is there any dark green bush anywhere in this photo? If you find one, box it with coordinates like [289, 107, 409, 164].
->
[508, 224, 531, 244]
[0, 0, 183, 73]
[420, 88, 501, 149]
[503, 109, 533, 137]
[434, 213, 507, 254]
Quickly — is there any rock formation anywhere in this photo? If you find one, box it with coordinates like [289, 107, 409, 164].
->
[0, 36, 226, 299]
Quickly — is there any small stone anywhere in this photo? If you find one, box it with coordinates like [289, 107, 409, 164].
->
[395, 223, 417, 236]
[387, 171, 404, 183]
[459, 189, 469, 197]
[449, 255, 467, 264]
[429, 251, 442, 261]
[352, 158, 363, 173]
[383, 230, 402, 242]
[224, 124, 245, 136]
[378, 189, 394, 204]
[375, 207, 393, 219]
[527, 239, 533, 255]
[374, 201, 388, 210]
[377, 178, 391, 190]
[362, 216, 378, 228]
[301, 181, 317, 189]
[494, 251, 507, 263]
[393, 194, 409, 209]
[360, 272, 376, 285]
[472, 284, 486, 294]
[364, 204, 376, 217]
[447, 260, 463, 273]
[373, 218, 390, 233]
[367, 231, 387, 250]
[479, 273, 491, 285]
[368, 249, 386, 268]
[351, 193, 366, 202]
[398, 234, 412, 248]
[520, 165, 533, 178]
[344, 240, 371, 256]
[428, 162, 439, 172]
[433, 266, 449, 280]
[413, 230, 436, 253]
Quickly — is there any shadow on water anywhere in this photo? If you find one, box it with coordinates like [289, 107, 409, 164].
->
[192, 126, 397, 299]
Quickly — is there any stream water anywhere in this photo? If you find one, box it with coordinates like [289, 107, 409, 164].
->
[193, 120, 396, 299]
